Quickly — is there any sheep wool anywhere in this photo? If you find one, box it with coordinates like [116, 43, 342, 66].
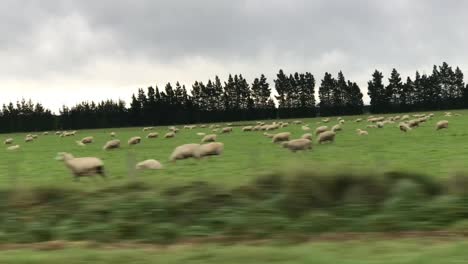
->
[272, 132, 291, 143]
[55, 152, 105, 180]
[282, 139, 312, 152]
[436, 120, 449, 130]
[136, 159, 163, 170]
[164, 132, 175, 138]
[4, 138, 13, 145]
[81, 136, 94, 144]
[103, 139, 121, 150]
[242, 126, 253, 132]
[301, 133, 313, 140]
[195, 142, 224, 158]
[201, 134, 217, 143]
[221, 127, 233, 133]
[170, 143, 200, 161]
[332, 124, 342, 132]
[315, 126, 329, 135]
[128, 136, 142, 145]
[7, 145, 20, 151]
[147, 132, 159, 139]
[317, 131, 336, 144]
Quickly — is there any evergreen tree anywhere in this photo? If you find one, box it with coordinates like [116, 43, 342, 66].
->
[367, 70, 386, 113]
[318, 72, 336, 116]
[386, 68, 403, 112]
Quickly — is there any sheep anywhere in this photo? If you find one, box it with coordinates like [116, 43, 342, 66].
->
[226, 123, 233, 126]
[201, 134, 217, 143]
[399, 123, 411, 132]
[263, 132, 274, 138]
[436, 120, 449, 130]
[147, 132, 159, 139]
[242, 126, 253, 132]
[337, 117, 342, 121]
[200, 124, 207, 128]
[281, 139, 312, 152]
[322, 118, 330, 123]
[103, 139, 120, 150]
[55, 152, 105, 181]
[31, 134, 38, 139]
[356, 129, 368, 136]
[212, 129, 219, 133]
[194, 142, 224, 158]
[376, 122, 384, 128]
[301, 133, 313, 140]
[170, 143, 200, 161]
[292, 120, 303, 125]
[408, 119, 420, 128]
[168, 126, 179, 133]
[331, 124, 342, 132]
[401, 115, 410, 121]
[221, 127, 233, 133]
[43, 132, 49, 135]
[80, 136, 94, 144]
[367, 125, 378, 129]
[128, 136, 141, 145]
[272, 132, 291, 143]
[76, 141, 86, 147]
[4, 138, 13, 145]
[315, 126, 329, 135]
[136, 159, 163, 170]
[302, 125, 311, 131]
[339, 120, 345, 125]
[196, 132, 206, 136]
[354, 118, 363, 123]
[110, 132, 116, 137]
[55, 131, 62, 135]
[317, 131, 336, 144]
[165, 132, 175, 138]
[25, 136, 34, 142]
[143, 127, 154, 131]
[7, 145, 20, 151]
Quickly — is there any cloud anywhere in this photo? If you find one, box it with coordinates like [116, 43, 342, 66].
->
[1, 0, 468, 112]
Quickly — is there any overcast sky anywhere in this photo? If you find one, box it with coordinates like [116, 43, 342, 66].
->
[2, 0, 467, 112]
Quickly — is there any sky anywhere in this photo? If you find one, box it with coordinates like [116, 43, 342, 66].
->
[2, 0, 468, 113]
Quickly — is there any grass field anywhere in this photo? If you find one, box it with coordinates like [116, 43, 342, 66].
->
[0, 110, 466, 189]
[2, 239, 468, 264]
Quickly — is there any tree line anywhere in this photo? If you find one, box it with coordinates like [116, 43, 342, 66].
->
[0, 63, 466, 133]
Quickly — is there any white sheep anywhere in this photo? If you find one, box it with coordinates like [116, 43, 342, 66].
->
[25, 136, 34, 142]
[195, 142, 224, 158]
[317, 131, 336, 144]
[315, 126, 328, 135]
[43, 132, 49, 135]
[356, 129, 368, 136]
[55, 152, 105, 181]
[196, 132, 206, 136]
[272, 132, 291, 143]
[436, 120, 449, 130]
[301, 133, 313, 140]
[302, 125, 311, 131]
[222, 127, 233, 133]
[110, 132, 116, 137]
[331, 124, 342, 132]
[81, 136, 94, 144]
[103, 139, 121, 150]
[128, 136, 142, 145]
[170, 143, 200, 161]
[136, 159, 163, 170]
[242, 126, 253, 132]
[201, 134, 217, 143]
[4, 138, 13, 145]
[147, 132, 159, 139]
[7, 145, 20, 151]
[281, 139, 312, 152]
[399, 123, 411, 132]
[164, 132, 175, 138]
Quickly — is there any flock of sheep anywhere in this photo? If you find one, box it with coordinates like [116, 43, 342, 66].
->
[2, 111, 454, 181]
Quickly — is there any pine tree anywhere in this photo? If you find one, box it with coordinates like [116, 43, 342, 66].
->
[319, 72, 335, 116]
[386, 68, 402, 112]
[367, 70, 386, 113]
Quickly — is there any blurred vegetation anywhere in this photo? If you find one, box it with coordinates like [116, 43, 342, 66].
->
[1, 170, 468, 244]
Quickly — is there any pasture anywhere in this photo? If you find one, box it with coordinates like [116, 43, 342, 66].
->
[0, 110, 466, 189]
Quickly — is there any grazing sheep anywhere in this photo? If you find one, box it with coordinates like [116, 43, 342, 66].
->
[55, 131, 62, 135]
[147, 132, 159, 139]
[408, 119, 420, 128]
[356, 129, 368, 136]
[212, 129, 219, 133]
[4, 138, 13, 145]
[7, 145, 20, 151]
[165, 132, 175, 138]
[315, 126, 329, 135]
[196, 132, 206, 136]
[81, 136, 94, 144]
[76, 141, 86, 147]
[401, 115, 410, 121]
[128, 136, 142, 145]
[302, 125, 311, 131]
[242, 126, 253, 132]
[55, 152, 105, 181]
[354, 118, 363, 122]
[110, 132, 116, 137]
[317, 131, 336, 144]
[399, 123, 411, 132]
[339, 120, 345, 125]
[201, 134, 217, 143]
[222, 127, 233, 133]
[376, 122, 384, 128]
[292, 120, 303, 125]
[136, 159, 163, 170]
[168, 126, 179, 133]
[322, 118, 330, 123]
[337, 117, 342, 121]
[170, 143, 200, 161]
[143, 127, 154, 131]
[436, 120, 449, 130]
[263, 132, 274, 138]
[331, 124, 342, 132]
[281, 139, 312, 152]
[103, 139, 121, 150]
[226, 123, 233, 126]
[200, 125, 206, 128]
[195, 142, 224, 158]
[301, 133, 313, 140]
[31, 134, 38, 139]
[43, 132, 49, 135]
[367, 125, 378, 129]
[272, 132, 291, 143]
[25, 136, 34, 142]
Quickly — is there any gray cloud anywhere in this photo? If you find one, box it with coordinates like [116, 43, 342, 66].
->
[1, 0, 468, 111]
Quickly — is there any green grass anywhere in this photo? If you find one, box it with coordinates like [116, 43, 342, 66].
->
[0, 110, 466, 189]
[2, 239, 468, 263]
